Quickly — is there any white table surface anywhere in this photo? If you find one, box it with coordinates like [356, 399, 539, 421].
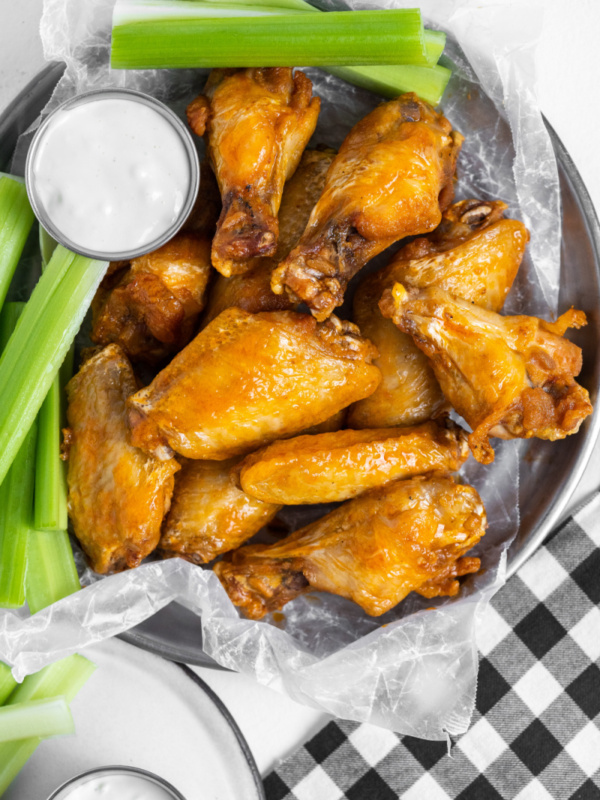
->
[1, 0, 600, 780]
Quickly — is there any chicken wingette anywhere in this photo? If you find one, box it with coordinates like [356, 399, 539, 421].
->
[238, 419, 468, 505]
[271, 93, 463, 320]
[348, 199, 529, 428]
[127, 308, 381, 461]
[187, 67, 320, 276]
[64, 345, 179, 574]
[214, 474, 486, 619]
[380, 284, 593, 463]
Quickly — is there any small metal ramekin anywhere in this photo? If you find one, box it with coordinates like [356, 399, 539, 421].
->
[47, 765, 187, 800]
[25, 88, 200, 261]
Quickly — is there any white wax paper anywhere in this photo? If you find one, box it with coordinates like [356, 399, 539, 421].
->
[0, 0, 559, 739]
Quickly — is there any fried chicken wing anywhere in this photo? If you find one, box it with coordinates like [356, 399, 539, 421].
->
[160, 458, 281, 564]
[187, 68, 320, 276]
[203, 148, 336, 325]
[64, 345, 179, 574]
[348, 199, 529, 428]
[381, 284, 593, 463]
[271, 93, 463, 320]
[214, 474, 486, 619]
[127, 308, 381, 461]
[238, 419, 468, 505]
[91, 232, 212, 364]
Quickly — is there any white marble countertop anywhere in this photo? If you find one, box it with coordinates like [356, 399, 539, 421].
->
[1, 0, 600, 780]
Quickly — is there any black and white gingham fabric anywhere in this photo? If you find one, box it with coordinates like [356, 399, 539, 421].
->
[264, 493, 600, 800]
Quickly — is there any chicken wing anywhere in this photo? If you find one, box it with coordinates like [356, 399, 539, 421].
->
[64, 345, 179, 574]
[187, 67, 320, 276]
[238, 419, 468, 505]
[214, 474, 486, 619]
[160, 458, 281, 564]
[127, 308, 381, 461]
[91, 232, 212, 364]
[203, 148, 336, 325]
[347, 200, 529, 428]
[381, 284, 593, 463]
[271, 93, 463, 320]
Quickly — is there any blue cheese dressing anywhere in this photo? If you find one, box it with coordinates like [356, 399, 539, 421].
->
[62, 773, 178, 800]
[30, 97, 191, 254]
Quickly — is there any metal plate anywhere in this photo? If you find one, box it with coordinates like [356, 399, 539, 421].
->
[1, 63, 599, 669]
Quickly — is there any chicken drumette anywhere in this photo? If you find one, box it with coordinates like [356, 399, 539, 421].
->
[214, 474, 486, 619]
[380, 284, 593, 463]
[348, 199, 529, 428]
[203, 147, 336, 325]
[91, 232, 212, 364]
[187, 67, 320, 276]
[271, 93, 463, 320]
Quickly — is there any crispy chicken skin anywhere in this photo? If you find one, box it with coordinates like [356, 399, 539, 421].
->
[203, 148, 336, 325]
[214, 474, 486, 619]
[238, 419, 469, 505]
[160, 458, 281, 564]
[348, 200, 529, 428]
[381, 284, 593, 464]
[91, 232, 212, 364]
[64, 345, 180, 574]
[187, 68, 320, 277]
[127, 308, 381, 462]
[271, 93, 463, 320]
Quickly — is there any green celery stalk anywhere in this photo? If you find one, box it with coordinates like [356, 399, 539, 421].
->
[0, 655, 95, 795]
[0, 246, 107, 487]
[424, 29, 446, 65]
[327, 63, 451, 105]
[0, 303, 35, 609]
[111, 9, 429, 68]
[0, 422, 37, 608]
[112, 0, 449, 102]
[0, 175, 35, 314]
[34, 376, 68, 532]
[0, 664, 17, 706]
[39, 227, 58, 269]
[0, 697, 74, 742]
[26, 530, 81, 614]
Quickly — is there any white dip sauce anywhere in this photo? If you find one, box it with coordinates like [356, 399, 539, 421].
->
[32, 98, 190, 254]
[63, 773, 177, 800]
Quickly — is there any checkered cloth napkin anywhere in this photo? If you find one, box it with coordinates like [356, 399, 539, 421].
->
[264, 492, 600, 800]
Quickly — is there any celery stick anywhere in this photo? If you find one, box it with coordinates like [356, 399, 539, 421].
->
[26, 530, 81, 614]
[424, 29, 446, 65]
[0, 175, 35, 314]
[327, 63, 451, 106]
[39, 226, 58, 269]
[0, 303, 35, 609]
[0, 246, 107, 487]
[0, 664, 17, 706]
[0, 697, 74, 742]
[34, 377, 67, 531]
[0, 421, 37, 608]
[111, 9, 428, 69]
[0, 654, 95, 795]
[0, 302, 23, 351]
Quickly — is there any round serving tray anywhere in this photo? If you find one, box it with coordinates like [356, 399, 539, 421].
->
[1, 63, 599, 669]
